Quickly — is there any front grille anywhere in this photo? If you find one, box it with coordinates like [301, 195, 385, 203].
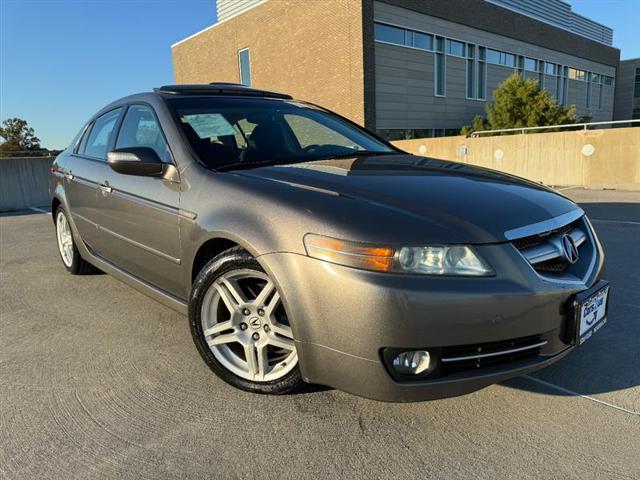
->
[510, 215, 595, 281]
[440, 335, 546, 376]
[533, 258, 569, 272]
[511, 221, 575, 251]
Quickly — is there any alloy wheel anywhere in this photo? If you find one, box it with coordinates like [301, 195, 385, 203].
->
[56, 211, 74, 267]
[200, 269, 298, 382]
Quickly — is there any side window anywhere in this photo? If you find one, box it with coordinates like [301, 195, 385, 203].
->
[81, 108, 122, 160]
[116, 105, 171, 162]
[284, 114, 357, 149]
[76, 123, 91, 154]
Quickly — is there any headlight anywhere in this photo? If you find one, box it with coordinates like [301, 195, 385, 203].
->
[304, 234, 494, 276]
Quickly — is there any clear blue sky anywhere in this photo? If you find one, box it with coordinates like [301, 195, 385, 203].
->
[1, 0, 638, 149]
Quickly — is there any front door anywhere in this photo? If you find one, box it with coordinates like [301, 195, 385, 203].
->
[93, 104, 183, 297]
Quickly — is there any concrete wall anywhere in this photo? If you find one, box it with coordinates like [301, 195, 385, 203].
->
[172, 0, 367, 126]
[0, 157, 53, 211]
[392, 127, 640, 188]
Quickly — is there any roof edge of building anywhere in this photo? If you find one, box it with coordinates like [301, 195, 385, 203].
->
[171, 0, 269, 49]
[374, 0, 620, 67]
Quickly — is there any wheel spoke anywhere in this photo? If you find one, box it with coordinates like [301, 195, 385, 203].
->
[203, 320, 233, 337]
[251, 344, 270, 380]
[267, 334, 295, 352]
[263, 290, 280, 315]
[269, 322, 293, 339]
[244, 344, 264, 379]
[215, 278, 247, 313]
[254, 280, 276, 306]
[207, 331, 240, 346]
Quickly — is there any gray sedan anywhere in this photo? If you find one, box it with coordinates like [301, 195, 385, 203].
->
[49, 83, 609, 401]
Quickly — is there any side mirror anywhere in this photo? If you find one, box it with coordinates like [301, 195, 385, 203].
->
[107, 147, 164, 177]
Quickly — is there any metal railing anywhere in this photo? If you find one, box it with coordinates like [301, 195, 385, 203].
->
[470, 119, 640, 137]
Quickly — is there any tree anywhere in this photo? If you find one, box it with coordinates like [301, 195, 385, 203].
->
[461, 74, 582, 136]
[0, 118, 41, 151]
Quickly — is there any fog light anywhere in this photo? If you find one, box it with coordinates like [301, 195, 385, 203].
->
[392, 350, 431, 375]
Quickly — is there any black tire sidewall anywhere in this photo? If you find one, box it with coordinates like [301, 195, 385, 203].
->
[189, 247, 303, 395]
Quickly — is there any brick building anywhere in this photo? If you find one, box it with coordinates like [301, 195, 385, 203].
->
[172, 0, 620, 139]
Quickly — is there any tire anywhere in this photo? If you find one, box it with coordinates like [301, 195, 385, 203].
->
[54, 206, 94, 275]
[189, 247, 304, 395]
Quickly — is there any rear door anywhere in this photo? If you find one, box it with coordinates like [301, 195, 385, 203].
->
[64, 108, 123, 250]
[93, 104, 183, 297]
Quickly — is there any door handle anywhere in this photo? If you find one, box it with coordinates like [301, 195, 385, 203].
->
[98, 184, 112, 194]
[64, 173, 74, 181]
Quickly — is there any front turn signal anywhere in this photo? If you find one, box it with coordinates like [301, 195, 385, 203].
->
[303, 234, 396, 272]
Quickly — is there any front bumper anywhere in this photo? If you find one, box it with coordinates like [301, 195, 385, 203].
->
[261, 242, 604, 402]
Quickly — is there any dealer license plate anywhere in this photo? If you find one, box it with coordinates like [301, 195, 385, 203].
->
[576, 284, 609, 345]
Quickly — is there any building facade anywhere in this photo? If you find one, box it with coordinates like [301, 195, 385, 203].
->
[485, 0, 613, 45]
[613, 58, 640, 121]
[172, 0, 619, 139]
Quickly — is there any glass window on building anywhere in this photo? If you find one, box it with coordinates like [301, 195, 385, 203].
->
[503, 53, 516, 68]
[632, 108, 640, 120]
[545, 63, 557, 75]
[413, 32, 433, 50]
[467, 59, 475, 98]
[568, 68, 587, 81]
[634, 68, 640, 98]
[598, 83, 604, 110]
[477, 61, 486, 99]
[446, 39, 465, 57]
[524, 57, 536, 72]
[479, 46, 486, 61]
[374, 23, 406, 45]
[435, 52, 445, 96]
[238, 49, 251, 86]
[486, 49, 500, 65]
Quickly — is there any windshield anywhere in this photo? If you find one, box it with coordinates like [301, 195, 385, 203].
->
[166, 97, 395, 170]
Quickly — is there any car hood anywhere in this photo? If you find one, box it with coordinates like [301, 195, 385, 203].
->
[235, 155, 580, 244]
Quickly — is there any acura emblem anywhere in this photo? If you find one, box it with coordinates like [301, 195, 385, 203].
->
[561, 234, 579, 264]
[249, 317, 261, 329]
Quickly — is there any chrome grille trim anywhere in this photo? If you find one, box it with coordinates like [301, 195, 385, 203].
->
[504, 208, 584, 240]
[521, 227, 586, 265]
[441, 341, 548, 363]
[510, 213, 599, 285]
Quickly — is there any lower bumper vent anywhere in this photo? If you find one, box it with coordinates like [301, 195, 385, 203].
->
[440, 335, 546, 376]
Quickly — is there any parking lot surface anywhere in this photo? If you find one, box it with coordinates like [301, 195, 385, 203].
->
[1, 188, 638, 479]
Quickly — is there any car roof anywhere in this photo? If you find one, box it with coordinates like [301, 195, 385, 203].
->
[153, 83, 293, 100]
[90, 84, 293, 120]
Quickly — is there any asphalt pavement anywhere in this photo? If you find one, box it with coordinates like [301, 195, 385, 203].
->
[1, 188, 638, 479]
